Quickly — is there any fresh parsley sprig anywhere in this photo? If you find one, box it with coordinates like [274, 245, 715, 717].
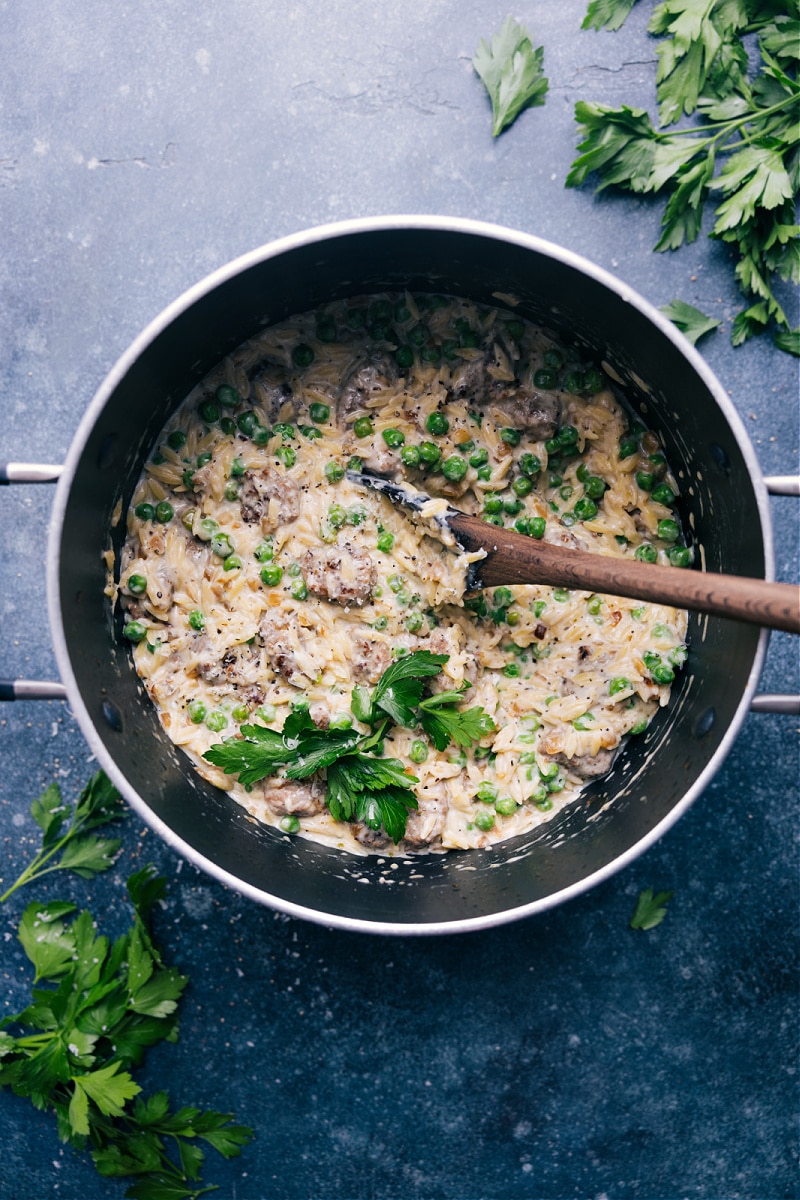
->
[203, 650, 496, 842]
[572, 1, 800, 351]
[629, 886, 673, 930]
[0, 864, 253, 1199]
[659, 298, 722, 344]
[472, 16, 549, 137]
[0, 771, 123, 904]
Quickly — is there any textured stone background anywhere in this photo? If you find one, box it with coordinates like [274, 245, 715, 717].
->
[1, 3, 797, 1197]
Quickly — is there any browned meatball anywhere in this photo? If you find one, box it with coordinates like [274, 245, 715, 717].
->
[263, 778, 324, 817]
[349, 630, 391, 683]
[301, 543, 376, 606]
[239, 469, 300, 532]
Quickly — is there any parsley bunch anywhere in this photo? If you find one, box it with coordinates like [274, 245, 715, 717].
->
[571, 0, 800, 353]
[204, 650, 496, 842]
[0, 861, 253, 1199]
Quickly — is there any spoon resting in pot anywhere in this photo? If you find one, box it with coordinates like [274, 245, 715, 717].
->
[348, 471, 800, 635]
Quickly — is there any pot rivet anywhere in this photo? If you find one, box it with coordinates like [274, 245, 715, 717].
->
[101, 699, 123, 732]
[693, 707, 715, 739]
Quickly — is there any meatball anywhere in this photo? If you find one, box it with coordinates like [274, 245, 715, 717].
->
[491, 386, 561, 440]
[251, 364, 296, 422]
[338, 359, 395, 420]
[402, 787, 447, 849]
[239, 469, 300, 532]
[349, 630, 391, 683]
[263, 778, 324, 817]
[301, 543, 376, 606]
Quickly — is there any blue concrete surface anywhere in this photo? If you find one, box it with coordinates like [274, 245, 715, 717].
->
[1, 3, 797, 1197]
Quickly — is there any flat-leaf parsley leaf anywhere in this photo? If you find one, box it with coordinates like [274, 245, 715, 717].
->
[473, 16, 549, 137]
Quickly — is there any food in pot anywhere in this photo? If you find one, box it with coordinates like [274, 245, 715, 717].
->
[119, 291, 690, 854]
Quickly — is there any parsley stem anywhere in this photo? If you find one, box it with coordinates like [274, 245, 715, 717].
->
[658, 94, 798, 143]
[0, 811, 98, 903]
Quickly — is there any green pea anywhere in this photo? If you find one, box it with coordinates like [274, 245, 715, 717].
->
[205, 710, 228, 733]
[279, 815, 301, 834]
[574, 497, 598, 521]
[405, 612, 424, 633]
[495, 796, 518, 816]
[188, 699, 207, 724]
[155, 501, 173, 524]
[562, 370, 586, 393]
[409, 740, 429, 764]
[395, 346, 414, 369]
[319, 519, 337, 544]
[469, 446, 489, 468]
[123, 619, 147, 643]
[383, 427, 405, 448]
[257, 704, 277, 724]
[330, 712, 353, 730]
[534, 368, 558, 389]
[558, 425, 579, 448]
[668, 546, 692, 568]
[652, 663, 675, 684]
[370, 299, 393, 321]
[287, 562, 302, 577]
[474, 811, 495, 832]
[231, 703, 249, 722]
[275, 445, 296, 468]
[503, 662, 521, 678]
[199, 400, 220, 423]
[514, 518, 530, 535]
[512, 476, 533, 497]
[388, 574, 405, 593]
[250, 424, 270, 446]
[619, 436, 639, 459]
[328, 504, 347, 529]
[292, 344, 314, 368]
[503, 497, 522, 515]
[484, 494, 503, 515]
[127, 573, 147, 595]
[442, 455, 467, 482]
[316, 318, 337, 343]
[223, 555, 242, 571]
[419, 441, 441, 466]
[635, 543, 658, 563]
[237, 410, 258, 436]
[224, 481, 240, 501]
[573, 712, 595, 730]
[426, 411, 449, 436]
[519, 453, 542, 478]
[543, 348, 564, 370]
[309, 402, 330, 424]
[609, 677, 631, 696]
[505, 319, 525, 339]
[652, 483, 676, 505]
[401, 445, 421, 468]
[636, 471, 655, 491]
[420, 343, 441, 364]
[254, 540, 274, 562]
[476, 782, 498, 804]
[219, 416, 236, 436]
[657, 518, 680, 543]
[134, 502, 156, 521]
[544, 437, 561, 456]
[210, 532, 235, 558]
[528, 517, 546, 539]
[377, 532, 394, 553]
[216, 384, 240, 408]
[188, 610, 205, 631]
[372, 615, 388, 631]
[476, 465, 492, 482]
[584, 476, 607, 500]
[260, 564, 283, 587]
[546, 771, 566, 794]
[290, 579, 308, 601]
[167, 430, 186, 450]
[553, 588, 570, 602]
[534, 793, 554, 811]
[500, 427, 521, 446]
[409, 323, 429, 346]
[584, 368, 605, 393]
[353, 417, 374, 438]
[494, 587, 514, 607]
[347, 505, 367, 526]
[325, 461, 345, 483]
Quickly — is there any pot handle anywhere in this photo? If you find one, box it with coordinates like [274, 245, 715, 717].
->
[1, 465, 798, 710]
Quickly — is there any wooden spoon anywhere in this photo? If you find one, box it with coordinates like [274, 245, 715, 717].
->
[349, 472, 800, 635]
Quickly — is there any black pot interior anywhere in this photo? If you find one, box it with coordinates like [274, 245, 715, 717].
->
[55, 226, 766, 928]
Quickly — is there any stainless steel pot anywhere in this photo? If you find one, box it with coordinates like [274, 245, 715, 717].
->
[3, 217, 798, 934]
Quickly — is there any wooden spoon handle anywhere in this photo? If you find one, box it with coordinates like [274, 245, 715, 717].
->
[450, 514, 800, 635]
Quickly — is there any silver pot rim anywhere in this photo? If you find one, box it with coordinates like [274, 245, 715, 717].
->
[46, 215, 773, 935]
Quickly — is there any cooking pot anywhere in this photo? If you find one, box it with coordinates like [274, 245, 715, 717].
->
[3, 217, 798, 934]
